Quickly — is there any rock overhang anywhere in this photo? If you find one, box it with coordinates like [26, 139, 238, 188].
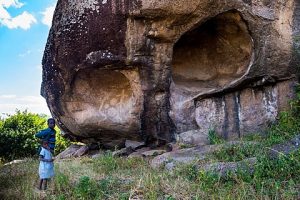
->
[42, 0, 299, 146]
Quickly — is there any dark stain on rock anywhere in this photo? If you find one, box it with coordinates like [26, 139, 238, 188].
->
[222, 96, 229, 140]
[222, 93, 241, 139]
[242, 0, 252, 6]
[233, 92, 241, 138]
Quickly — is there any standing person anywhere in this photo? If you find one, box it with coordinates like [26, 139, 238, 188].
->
[35, 118, 56, 153]
[38, 140, 55, 190]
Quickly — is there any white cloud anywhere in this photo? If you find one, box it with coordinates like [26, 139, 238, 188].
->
[1, 11, 36, 30]
[0, 1, 37, 30]
[18, 50, 31, 57]
[0, 0, 24, 8]
[0, 95, 50, 116]
[17, 95, 44, 103]
[0, 6, 10, 19]
[0, 95, 17, 99]
[41, 5, 55, 27]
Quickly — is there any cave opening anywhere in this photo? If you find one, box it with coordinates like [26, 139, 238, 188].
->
[62, 69, 140, 139]
[172, 10, 253, 92]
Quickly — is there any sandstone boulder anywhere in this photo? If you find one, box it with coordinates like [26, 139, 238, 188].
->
[141, 149, 166, 157]
[150, 145, 222, 169]
[56, 144, 89, 159]
[112, 147, 134, 157]
[199, 157, 257, 177]
[268, 134, 300, 158]
[177, 129, 209, 146]
[42, 0, 300, 146]
[125, 140, 145, 150]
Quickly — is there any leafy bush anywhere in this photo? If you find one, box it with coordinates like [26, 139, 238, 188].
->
[55, 129, 71, 155]
[0, 110, 46, 161]
[0, 110, 70, 161]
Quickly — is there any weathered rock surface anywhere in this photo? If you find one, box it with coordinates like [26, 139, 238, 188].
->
[141, 149, 166, 157]
[112, 147, 134, 157]
[42, 0, 300, 146]
[125, 140, 145, 150]
[56, 144, 89, 159]
[268, 134, 300, 158]
[151, 141, 259, 169]
[128, 147, 151, 158]
[199, 157, 257, 177]
[177, 129, 209, 146]
[150, 145, 222, 169]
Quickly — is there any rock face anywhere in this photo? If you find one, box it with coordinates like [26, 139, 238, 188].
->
[42, 0, 300, 146]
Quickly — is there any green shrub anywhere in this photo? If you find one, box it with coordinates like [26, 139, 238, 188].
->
[0, 110, 46, 161]
[0, 110, 70, 161]
[54, 129, 71, 155]
[264, 111, 300, 146]
[74, 176, 100, 199]
[254, 150, 300, 181]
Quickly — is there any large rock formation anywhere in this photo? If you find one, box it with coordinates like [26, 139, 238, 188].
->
[42, 0, 300, 147]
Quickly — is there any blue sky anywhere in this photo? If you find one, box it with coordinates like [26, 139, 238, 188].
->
[0, 0, 57, 116]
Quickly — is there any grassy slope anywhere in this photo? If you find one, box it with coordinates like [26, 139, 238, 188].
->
[0, 112, 300, 199]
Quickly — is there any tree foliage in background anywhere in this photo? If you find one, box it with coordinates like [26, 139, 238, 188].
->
[0, 110, 70, 162]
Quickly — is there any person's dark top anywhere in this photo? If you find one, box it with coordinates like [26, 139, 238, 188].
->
[35, 128, 56, 151]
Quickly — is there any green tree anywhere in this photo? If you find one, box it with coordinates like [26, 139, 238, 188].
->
[0, 110, 70, 161]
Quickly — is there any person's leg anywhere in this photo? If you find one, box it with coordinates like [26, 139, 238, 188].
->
[43, 179, 48, 190]
[39, 179, 43, 190]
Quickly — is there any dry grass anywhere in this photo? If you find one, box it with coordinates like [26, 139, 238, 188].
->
[0, 148, 299, 200]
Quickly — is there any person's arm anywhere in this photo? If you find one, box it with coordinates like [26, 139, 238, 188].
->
[39, 148, 53, 162]
[35, 129, 48, 139]
[39, 155, 53, 162]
